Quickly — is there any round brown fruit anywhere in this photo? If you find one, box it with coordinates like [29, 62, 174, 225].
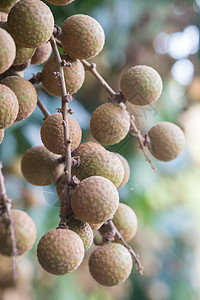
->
[71, 176, 119, 224]
[67, 218, 93, 250]
[21, 145, 64, 186]
[148, 121, 185, 161]
[0, 84, 19, 129]
[7, 0, 54, 48]
[90, 103, 130, 145]
[37, 229, 84, 275]
[100, 203, 138, 242]
[89, 243, 132, 286]
[61, 14, 105, 59]
[42, 55, 85, 96]
[45, 0, 74, 5]
[0, 209, 37, 256]
[0, 28, 16, 74]
[90, 223, 104, 230]
[73, 144, 124, 188]
[1, 76, 37, 121]
[120, 65, 163, 106]
[31, 42, 51, 65]
[13, 44, 35, 66]
[41, 113, 82, 155]
[114, 153, 130, 189]
[0, 129, 4, 144]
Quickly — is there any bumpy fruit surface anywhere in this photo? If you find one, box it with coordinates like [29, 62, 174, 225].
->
[0, 0, 19, 11]
[114, 153, 130, 189]
[71, 176, 119, 224]
[31, 42, 51, 65]
[100, 203, 138, 242]
[90, 103, 130, 145]
[42, 55, 85, 96]
[41, 113, 82, 155]
[13, 44, 35, 66]
[46, 0, 74, 5]
[1, 76, 37, 121]
[120, 65, 163, 106]
[148, 121, 185, 161]
[0, 209, 37, 256]
[89, 243, 132, 286]
[0, 129, 4, 144]
[0, 28, 16, 74]
[7, 0, 54, 48]
[73, 144, 124, 188]
[61, 14, 105, 59]
[21, 146, 64, 186]
[37, 229, 84, 275]
[0, 84, 19, 129]
[67, 218, 93, 250]
[90, 223, 104, 230]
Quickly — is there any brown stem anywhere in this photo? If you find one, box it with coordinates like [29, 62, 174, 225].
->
[37, 97, 51, 119]
[130, 116, 157, 171]
[0, 162, 18, 280]
[50, 35, 72, 226]
[107, 219, 143, 276]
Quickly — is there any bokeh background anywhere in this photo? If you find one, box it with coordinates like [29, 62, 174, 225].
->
[0, 0, 200, 299]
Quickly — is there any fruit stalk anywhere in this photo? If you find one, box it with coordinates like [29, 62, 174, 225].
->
[0, 162, 18, 279]
[107, 219, 143, 275]
[50, 34, 72, 225]
[37, 97, 51, 118]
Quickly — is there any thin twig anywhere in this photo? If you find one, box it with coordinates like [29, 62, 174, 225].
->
[50, 35, 72, 226]
[0, 162, 18, 280]
[37, 97, 51, 118]
[107, 219, 143, 276]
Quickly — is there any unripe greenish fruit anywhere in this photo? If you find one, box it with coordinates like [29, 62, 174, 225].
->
[100, 203, 138, 243]
[148, 122, 185, 161]
[114, 153, 130, 189]
[61, 14, 105, 59]
[0, 0, 19, 11]
[89, 243, 132, 286]
[0, 129, 4, 144]
[7, 0, 54, 48]
[37, 229, 84, 275]
[45, 0, 74, 5]
[0, 84, 19, 129]
[31, 42, 51, 65]
[42, 55, 85, 96]
[0, 209, 37, 256]
[41, 113, 82, 155]
[93, 231, 103, 245]
[120, 65, 163, 106]
[21, 146, 64, 186]
[90, 103, 130, 145]
[0, 28, 16, 74]
[73, 145, 124, 188]
[1, 76, 37, 121]
[71, 176, 119, 224]
[0, 12, 8, 21]
[67, 218, 93, 250]
[13, 44, 35, 66]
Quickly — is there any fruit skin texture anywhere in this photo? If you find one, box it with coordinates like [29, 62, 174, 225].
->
[21, 146, 64, 186]
[61, 14, 105, 59]
[13, 44, 35, 66]
[0, 209, 37, 256]
[71, 176, 119, 224]
[73, 144, 124, 188]
[7, 0, 54, 48]
[90, 103, 130, 146]
[46, 0, 74, 5]
[120, 65, 163, 106]
[42, 55, 85, 96]
[37, 229, 84, 275]
[114, 153, 130, 189]
[89, 243, 132, 286]
[100, 203, 138, 243]
[0, 129, 4, 144]
[0, 28, 16, 74]
[0, 84, 19, 129]
[67, 218, 93, 250]
[31, 42, 51, 65]
[148, 121, 185, 161]
[1, 76, 37, 121]
[41, 113, 82, 155]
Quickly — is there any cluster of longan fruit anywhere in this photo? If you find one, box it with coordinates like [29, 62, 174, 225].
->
[0, 0, 185, 287]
